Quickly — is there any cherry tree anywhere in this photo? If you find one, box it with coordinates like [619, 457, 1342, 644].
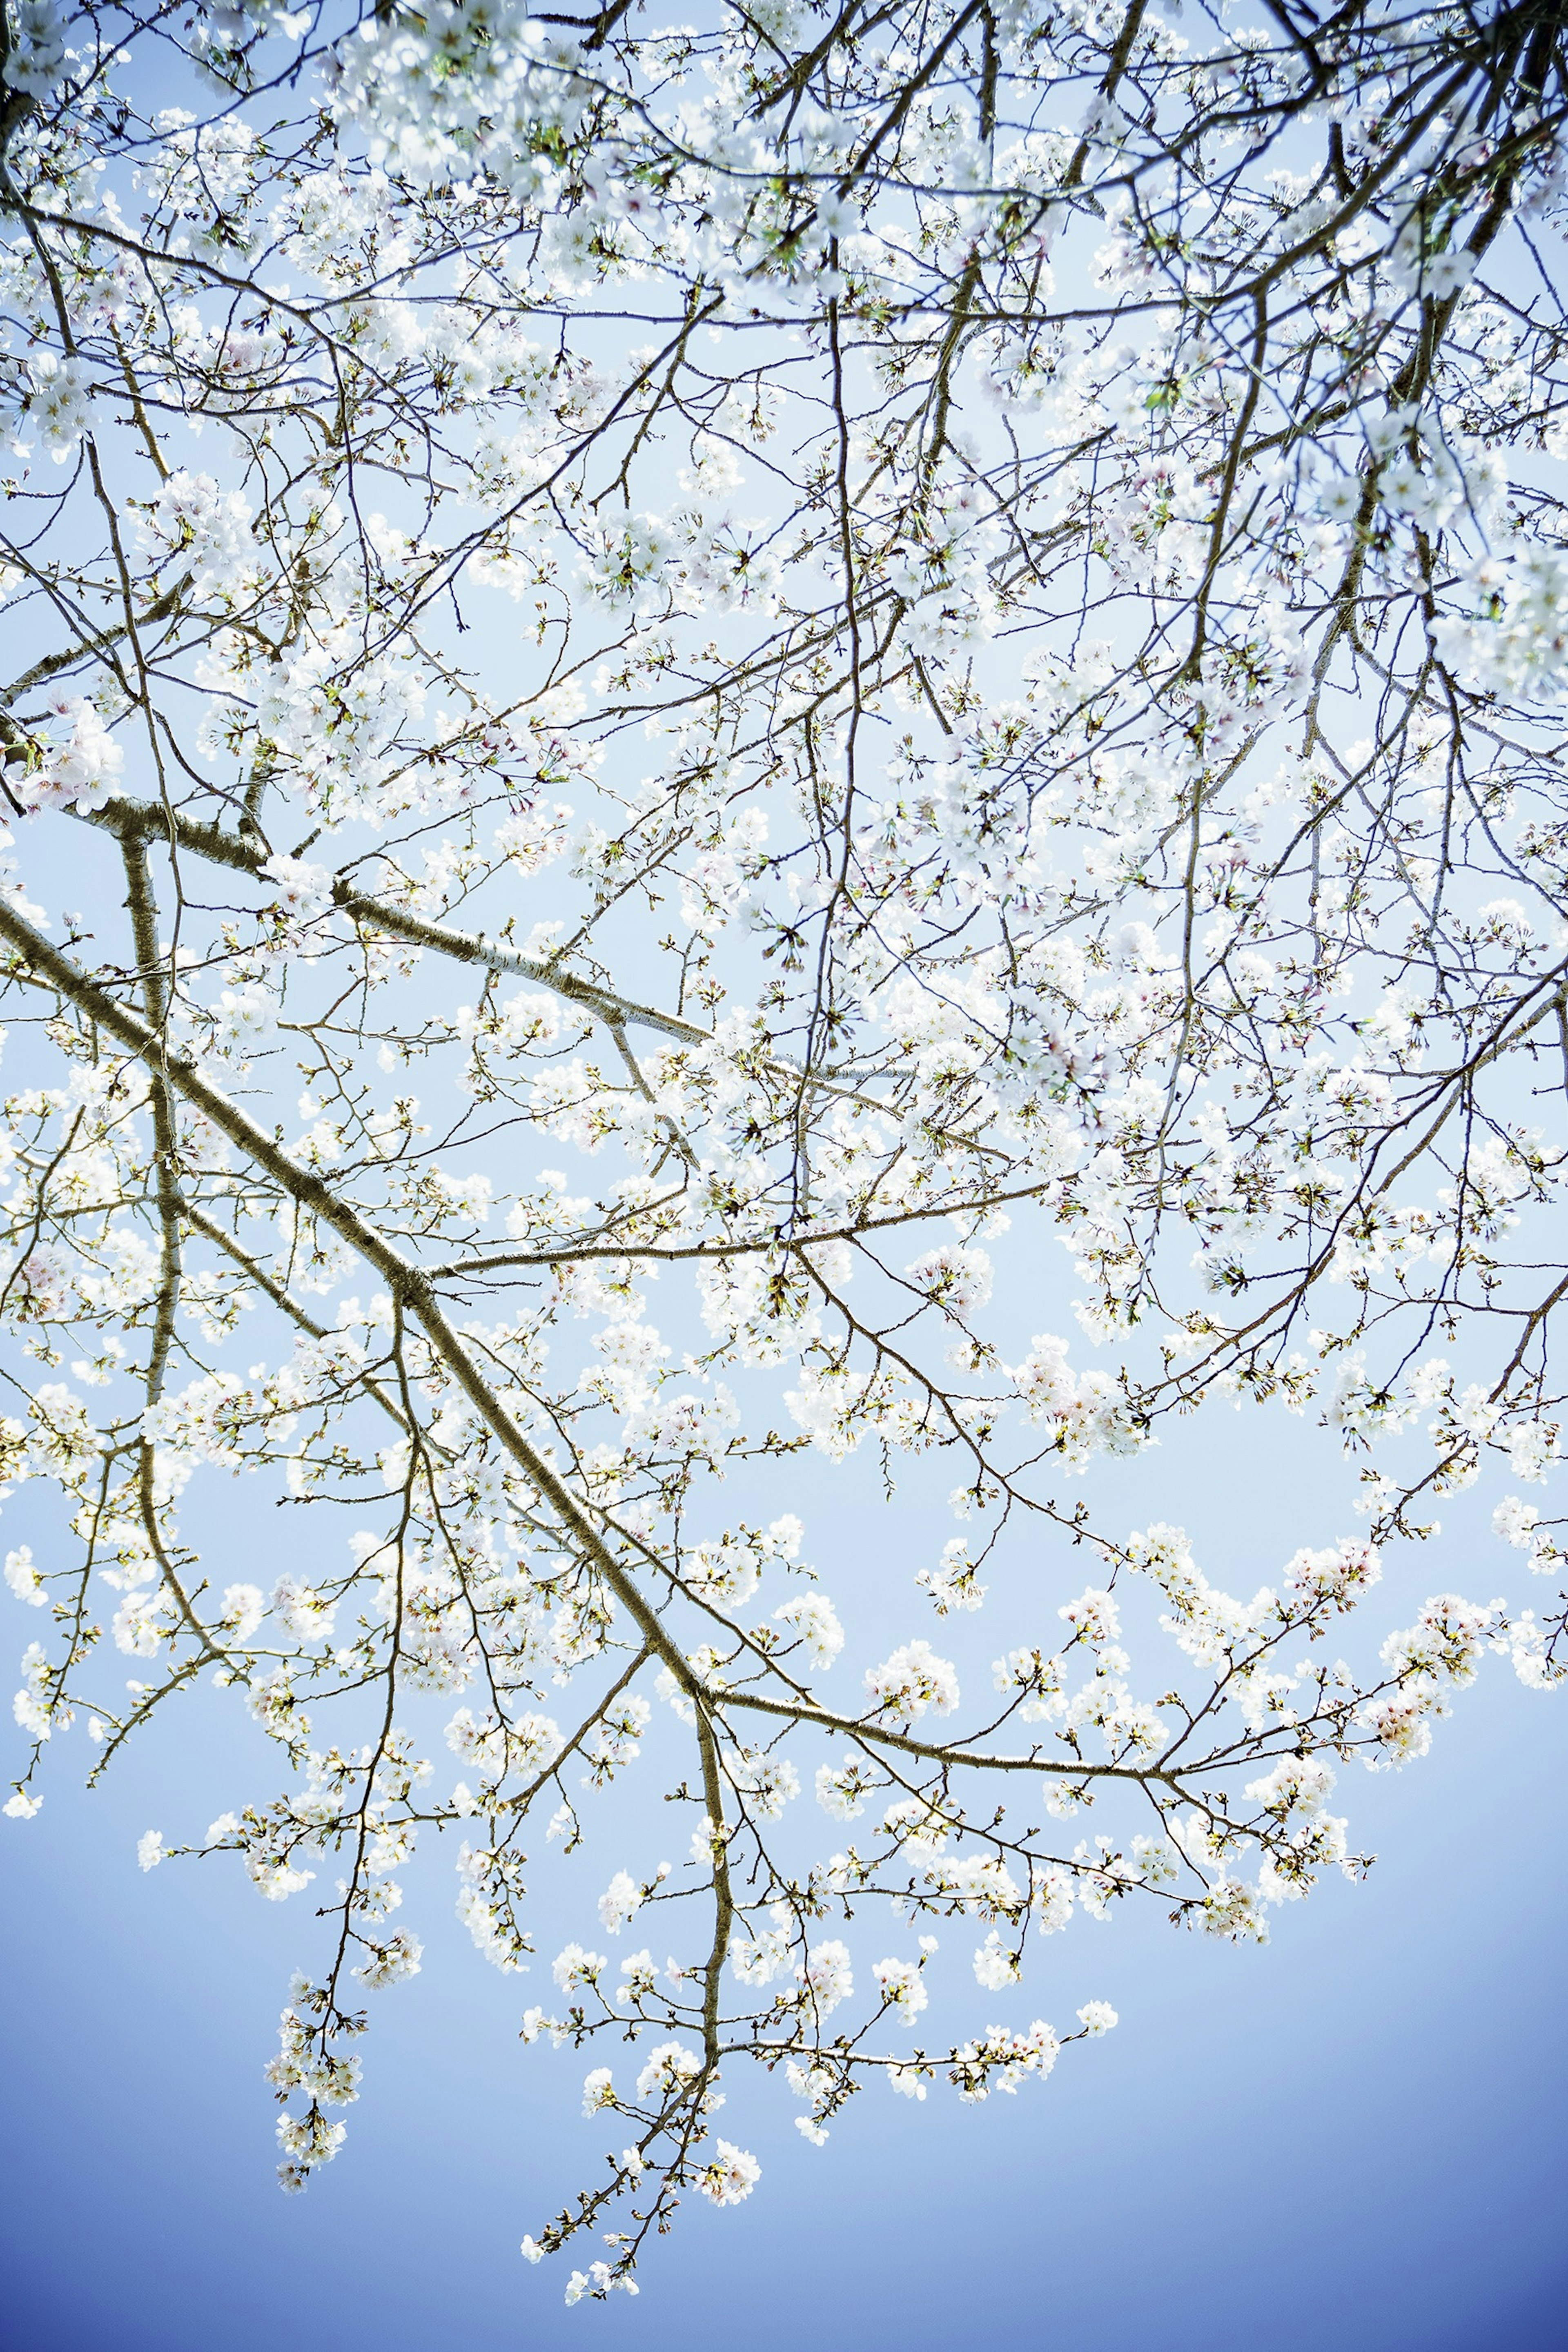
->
[2, 0, 1566, 2299]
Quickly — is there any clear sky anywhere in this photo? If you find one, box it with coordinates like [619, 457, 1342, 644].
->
[4, 1408, 1566, 2352]
[1, 119, 1564, 2337]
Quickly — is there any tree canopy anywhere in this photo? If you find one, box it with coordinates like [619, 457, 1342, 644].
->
[2, 0, 1567, 2299]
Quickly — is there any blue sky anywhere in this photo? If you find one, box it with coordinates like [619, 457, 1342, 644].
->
[3, 12, 1566, 2342]
[4, 1417, 1566, 2352]
[2, 245, 1564, 2350]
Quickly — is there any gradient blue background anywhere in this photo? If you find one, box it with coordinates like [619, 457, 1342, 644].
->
[5, 19, 1566, 2344]
[4, 1413, 1567, 2352]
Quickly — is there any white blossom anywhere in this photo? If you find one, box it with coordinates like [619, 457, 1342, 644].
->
[864, 1640, 960, 1724]
[2, 6, 1565, 2291]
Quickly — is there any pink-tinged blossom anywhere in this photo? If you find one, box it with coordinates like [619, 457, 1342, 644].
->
[872, 1956, 928, 2016]
[695, 2140, 760, 2206]
[260, 855, 334, 922]
[864, 1639, 960, 1724]
[904, 1243, 993, 1316]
